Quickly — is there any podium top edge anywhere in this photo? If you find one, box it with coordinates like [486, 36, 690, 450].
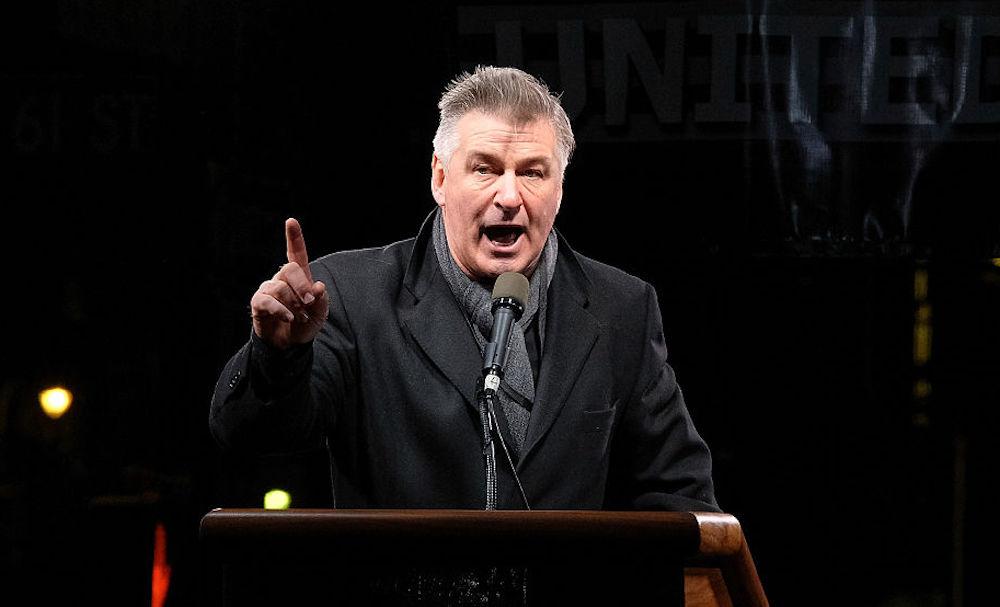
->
[198, 509, 729, 554]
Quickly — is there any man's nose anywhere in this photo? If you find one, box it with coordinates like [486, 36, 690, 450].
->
[493, 171, 522, 210]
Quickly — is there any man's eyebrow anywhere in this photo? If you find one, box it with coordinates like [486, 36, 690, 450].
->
[466, 151, 501, 165]
[466, 152, 553, 169]
[518, 156, 554, 169]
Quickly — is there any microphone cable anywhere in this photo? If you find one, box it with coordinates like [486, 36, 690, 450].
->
[488, 400, 531, 510]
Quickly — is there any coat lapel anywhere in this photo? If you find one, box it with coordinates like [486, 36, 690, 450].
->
[398, 216, 602, 448]
[518, 235, 600, 467]
[398, 212, 482, 414]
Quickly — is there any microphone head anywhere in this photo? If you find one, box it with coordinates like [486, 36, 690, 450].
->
[492, 271, 530, 308]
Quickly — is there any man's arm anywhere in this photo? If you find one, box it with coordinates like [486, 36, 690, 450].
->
[208, 218, 340, 454]
[605, 283, 720, 512]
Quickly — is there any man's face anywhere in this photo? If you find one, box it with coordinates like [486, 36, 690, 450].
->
[431, 111, 563, 282]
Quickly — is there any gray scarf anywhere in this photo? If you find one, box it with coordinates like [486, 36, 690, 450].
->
[432, 209, 557, 456]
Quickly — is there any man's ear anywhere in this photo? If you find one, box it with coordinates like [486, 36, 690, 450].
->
[431, 154, 446, 207]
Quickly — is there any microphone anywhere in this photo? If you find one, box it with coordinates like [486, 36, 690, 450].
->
[476, 271, 532, 510]
[481, 272, 530, 391]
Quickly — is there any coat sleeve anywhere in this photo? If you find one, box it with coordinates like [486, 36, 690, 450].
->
[605, 282, 720, 512]
[208, 262, 355, 455]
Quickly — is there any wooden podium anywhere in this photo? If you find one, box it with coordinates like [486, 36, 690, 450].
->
[200, 509, 767, 606]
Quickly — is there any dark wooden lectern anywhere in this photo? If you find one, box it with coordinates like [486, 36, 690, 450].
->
[200, 509, 767, 606]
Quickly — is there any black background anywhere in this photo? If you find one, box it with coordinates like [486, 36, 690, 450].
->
[2, 2, 997, 605]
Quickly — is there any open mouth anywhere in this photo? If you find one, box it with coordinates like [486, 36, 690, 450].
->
[482, 225, 524, 247]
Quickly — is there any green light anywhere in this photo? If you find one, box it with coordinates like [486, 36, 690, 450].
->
[263, 489, 291, 510]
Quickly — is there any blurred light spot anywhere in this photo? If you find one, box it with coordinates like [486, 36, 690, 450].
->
[916, 303, 932, 323]
[991, 258, 1000, 268]
[913, 379, 932, 400]
[264, 489, 291, 510]
[913, 324, 932, 366]
[914, 269, 929, 300]
[151, 522, 171, 607]
[39, 387, 73, 419]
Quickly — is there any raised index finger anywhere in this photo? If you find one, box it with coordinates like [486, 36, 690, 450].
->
[285, 217, 314, 282]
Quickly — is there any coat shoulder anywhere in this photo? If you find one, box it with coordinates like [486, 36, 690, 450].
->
[310, 237, 415, 286]
[567, 247, 655, 310]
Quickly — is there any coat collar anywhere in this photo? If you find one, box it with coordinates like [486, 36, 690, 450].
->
[398, 210, 601, 462]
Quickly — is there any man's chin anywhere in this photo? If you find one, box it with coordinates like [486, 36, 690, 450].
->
[475, 256, 537, 282]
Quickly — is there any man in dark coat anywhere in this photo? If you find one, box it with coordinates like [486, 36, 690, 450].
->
[210, 66, 717, 513]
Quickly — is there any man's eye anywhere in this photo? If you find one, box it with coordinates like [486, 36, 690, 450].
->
[522, 169, 544, 179]
[474, 165, 491, 175]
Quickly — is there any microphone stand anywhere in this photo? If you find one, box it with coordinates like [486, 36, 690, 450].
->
[475, 375, 500, 510]
[476, 371, 531, 511]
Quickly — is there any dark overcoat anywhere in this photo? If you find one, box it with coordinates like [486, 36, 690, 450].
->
[210, 214, 718, 511]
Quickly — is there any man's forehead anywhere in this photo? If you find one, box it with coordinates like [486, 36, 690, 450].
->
[455, 111, 556, 152]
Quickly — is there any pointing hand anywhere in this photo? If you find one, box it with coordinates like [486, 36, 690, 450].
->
[250, 218, 329, 349]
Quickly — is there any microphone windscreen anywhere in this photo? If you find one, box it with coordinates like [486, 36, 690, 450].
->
[492, 272, 530, 307]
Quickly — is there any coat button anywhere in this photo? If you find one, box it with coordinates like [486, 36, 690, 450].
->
[228, 370, 241, 389]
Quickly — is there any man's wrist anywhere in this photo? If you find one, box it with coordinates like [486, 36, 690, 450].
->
[249, 330, 312, 391]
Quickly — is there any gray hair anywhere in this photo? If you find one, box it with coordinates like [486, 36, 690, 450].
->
[433, 66, 576, 176]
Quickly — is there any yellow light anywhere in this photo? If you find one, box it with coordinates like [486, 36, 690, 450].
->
[916, 303, 932, 323]
[913, 324, 932, 366]
[263, 489, 291, 510]
[914, 269, 928, 301]
[39, 387, 73, 419]
[913, 379, 932, 400]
